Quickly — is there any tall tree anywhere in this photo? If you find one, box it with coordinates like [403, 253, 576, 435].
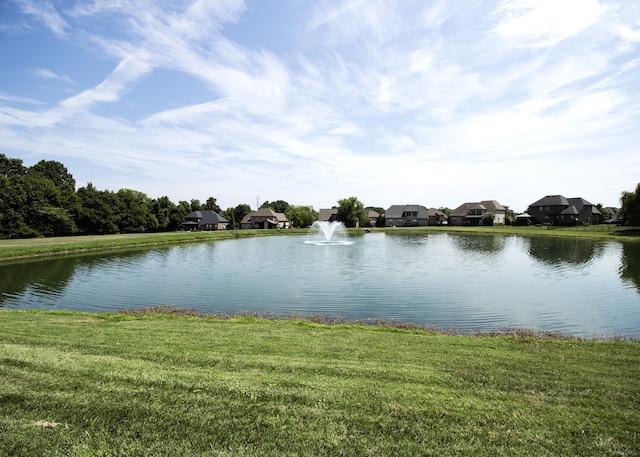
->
[336, 196, 366, 228]
[620, 183, 640, 226]
[262, 200, 289, 213]
[285, 205, 317, 228]
[116, 189, 157, 233]
[76, 183, 120, 234]
[0, 153, 26, 177]
[234, 203, 252, 229]
[203, 197, 221, 213]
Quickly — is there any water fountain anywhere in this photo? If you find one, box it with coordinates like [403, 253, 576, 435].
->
[304, 220, 353, 245]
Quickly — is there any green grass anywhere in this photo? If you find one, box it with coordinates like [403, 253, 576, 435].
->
[1, 309, 639, 456]
[0, 230, 308, 260]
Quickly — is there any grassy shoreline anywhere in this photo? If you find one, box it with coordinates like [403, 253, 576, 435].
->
[0, 225, 638, 261]
[1, 309, 639, 456]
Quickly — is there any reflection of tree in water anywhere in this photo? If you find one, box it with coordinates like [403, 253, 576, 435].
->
[619, 242, 640, 292]
[0, 257, 79, 305]
[0, 248, 161, 306]
[450, 234, 506, 255]
[527, 237, 604, 267]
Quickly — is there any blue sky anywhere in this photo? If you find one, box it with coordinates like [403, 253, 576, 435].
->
[1, 0, 638, 213]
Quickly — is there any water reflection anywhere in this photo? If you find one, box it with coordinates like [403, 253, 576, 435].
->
[449, 233, 506, 255]
[0, 247, 169, 307]
[620, 242, 640, 293]
[526, 237, 605, 268]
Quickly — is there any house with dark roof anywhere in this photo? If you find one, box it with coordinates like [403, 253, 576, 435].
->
[384, 205, 429, 227]
[449, 200, 506, 226]
[526, 195, 601, 225]
[240, 207, 290, 229]
[182, 210, 229, 231]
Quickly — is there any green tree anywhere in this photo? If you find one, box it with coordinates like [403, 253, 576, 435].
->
[170, 201, 191, 231]
[116, 189, 157, 233]
[233, 204, 252, 229]
[262, 200, 290, 213]
[620, 183, 640, 226]
[190, 199, 201, 212]
[0, 153, 26, 177]
[150, 196, 178, 231]
[482, 212, 495, 226]
[285, 205, 317, 228]
[203, 197, 221, 213]
[594, 203, 609, 223]
[76, 183, 120, 234]
[336, 196, 366, 228]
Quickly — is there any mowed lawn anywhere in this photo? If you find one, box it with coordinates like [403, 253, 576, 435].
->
[1, 310, 639, 456]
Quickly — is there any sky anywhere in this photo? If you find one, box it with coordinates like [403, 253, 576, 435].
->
[1, 0, 639, 213]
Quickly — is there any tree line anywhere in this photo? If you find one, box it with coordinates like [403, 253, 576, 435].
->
[0, 154, 316, 238]
[1, 153, 638, 238]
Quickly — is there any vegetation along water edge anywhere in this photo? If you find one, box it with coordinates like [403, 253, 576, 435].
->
[1, 308, 639, 456]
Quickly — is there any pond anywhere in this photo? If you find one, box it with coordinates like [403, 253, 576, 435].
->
[1, 232, 640, 337]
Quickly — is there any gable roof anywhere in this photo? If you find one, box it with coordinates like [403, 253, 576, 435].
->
[450, 200, 505, 217]
[530, 195, 570, 207]
[318, 208, 337, 221]
[241, 207, 289, 223]
[385, 205, 429, 218]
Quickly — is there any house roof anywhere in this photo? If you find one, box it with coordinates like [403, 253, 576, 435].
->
[529, 195, 570, 207]
[426, 208, 447, 217]
[385, 205, 429, 218]
[183, 210, 228, 225]
[561, 206, 579, 215]
[450, 200, 505, 217]
[242, 207, 289, 223]
[318, 208, 337, 221]
[567, 197, 601, 215]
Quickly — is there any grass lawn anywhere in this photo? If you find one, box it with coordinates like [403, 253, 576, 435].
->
[1, 309, 639, 456]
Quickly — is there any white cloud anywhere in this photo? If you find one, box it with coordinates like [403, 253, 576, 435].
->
[491, 0, 601, 48]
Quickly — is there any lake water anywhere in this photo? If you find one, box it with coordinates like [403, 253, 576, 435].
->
[1, 232, 640, 337]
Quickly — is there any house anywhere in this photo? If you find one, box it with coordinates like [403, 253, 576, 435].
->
[426, 208, 448, 225]
[526, 195, 601, 226]
[384, 205, 429, 227]
[448, 200, 506, 226]
[365, 210, 380, 227]
[318, 208, 338, 222]
[182, 210, 229, 231]
[240, 207, 290, 229]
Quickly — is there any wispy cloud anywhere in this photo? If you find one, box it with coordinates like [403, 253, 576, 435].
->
[14, 0, 68, 35]
[1, 0, 639, 210]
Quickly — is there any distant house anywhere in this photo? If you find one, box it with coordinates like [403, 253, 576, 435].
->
[240, 207, 290, 229]
[384, 205, 429, 227]
[526, 195, 601, 226]
[449, 200, 506, 226]
[318, 208, 338, 222]
[182, 210, 229, 231]
[365, 210, 380, 227]
[426, 208, 448, 225]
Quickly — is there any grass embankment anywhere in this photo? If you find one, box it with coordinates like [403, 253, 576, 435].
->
[1, 309, 639, 456]
[0, 229, 308, 261]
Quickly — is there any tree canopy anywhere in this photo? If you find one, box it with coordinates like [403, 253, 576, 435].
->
[620, 183, 640, 226]
[336, 196, 367, 228]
